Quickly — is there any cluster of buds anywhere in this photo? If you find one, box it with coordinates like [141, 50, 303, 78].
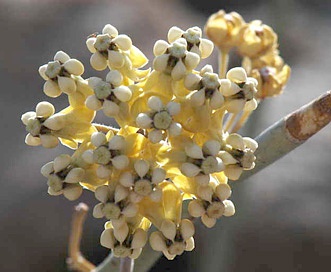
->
[205, 10, 290, 98]
[21, 13, 289, 260]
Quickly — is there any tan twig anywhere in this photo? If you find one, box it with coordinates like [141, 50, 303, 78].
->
[67, 203, 95, 272]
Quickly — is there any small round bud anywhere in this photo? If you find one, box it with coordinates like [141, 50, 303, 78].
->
[36, 101, 55, 118]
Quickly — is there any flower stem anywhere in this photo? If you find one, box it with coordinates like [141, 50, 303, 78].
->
[218, 49, 229, 79]
[120, 257, 135, 272]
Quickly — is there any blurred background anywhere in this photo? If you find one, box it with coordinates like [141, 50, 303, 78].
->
[1, 0, 331, 271]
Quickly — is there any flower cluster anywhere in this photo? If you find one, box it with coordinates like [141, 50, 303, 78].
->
[205, 10, 290, 99]
[21, 12, 289, 260]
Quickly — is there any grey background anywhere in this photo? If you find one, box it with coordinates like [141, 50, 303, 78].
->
[1, 0, 331, 271]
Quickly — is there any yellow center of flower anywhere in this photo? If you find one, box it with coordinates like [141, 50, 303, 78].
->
[153, 111, 172, 130]
[93, 146, 111, 165]
[206, 202, 225, 219]
[168, 242, 185, 255]
[113, 245, 131, 257]
[47, 175, 63, 192]
[102, 203, 121, 220]
[45, 61, 61, 79]
[134, 179, 153, 196]
[94, 34, 112, 52]
[201, 156, 219, 174]
[26, 119, 41, 136]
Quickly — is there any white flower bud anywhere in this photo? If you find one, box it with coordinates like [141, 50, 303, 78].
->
[184, 52, 200, 70]
[38, 64, 48, 80]
[185, 144, 203, 159]
[113, 223, 129, 243]
[115, 185, 129, 203]
[136, 113, 152, 129]
[85, 95, 102, 111]
[41, 161, 54, 177]
[243, 137, 258, 152]
[134, 159, 149, 178]
[48, 187, 63, 196]
[103, 203, 121, 220]
[108, 135, 125, 150]
[148, 96, 163, 111]
[227, 67, 247, 83]
[219, 151, 237, 165]
[119, 172, 134, 187]
[112, 155, 129, 170]
[43, 80, 62, 98]
[43, 115, 65, 130]
[201, 214, 216, 228]
[36, 101, 55, 118]
[150, 231, 167, 251]
[168, 26, 184, 43]
[113, 86, 132, 102]
[113, 34, 132, 51]
[171, 59, 186, 80]
[180, 219, 195, 240]
[152, 168, 166, 184]
[191, 90, 205, 107]
[215, 184, 232, 201]
[102, 24, 118, 36]
[82, 150, 94, 164]
[103, 100, 120, 116]
[203, 140, 220, 156]
[91, 132, 107, 147]
[40, 134, 58, 148]
[210, 91, 224, 109]
[63, 184, 83, 201]
[167, 102, 180, 116]
[148, 129, 163, 143]
[243, 99, 258, 112]
[106, 70, 123, 86]
[181, 162, 200, 177]
[224, 165, 243, 180]
[53, 154, 71, 173]
[188, 200, 205, 217]
[54, 51, 70, 63]
[65, 168, 85, 184]
[226, 134, 245, 150]
[223, 200, 235, 216]
[58, 76, 76, 94]
[160, 219, 176, 240]
[100, 228, 116, 249]
[21, 111, 36, 125]
[130, 248, 143, 259]
[90, 52, 107, 71]
[64, 59, 84, 76]
[108, 50, 125, 68]
[168, 122, 182, 136]
[195, 174, 210, 186]
[200, 39, 214, 59]
[184, 73, 201, 90]
[93, 203, 104, 218]
[185, 237, 195, 251]
[86, 37, 96, 53]
[95, 185, 110, 203]
[220, 79, 241, 96]
[131, 229, 148, 249]
[96, 165, 112, 179]
[153, 54, 169, 72]
[25, 134, 41, 146]
[153, 40, 169, 56]
[134, 180, 152, 196]
[197, 185, 213, 202]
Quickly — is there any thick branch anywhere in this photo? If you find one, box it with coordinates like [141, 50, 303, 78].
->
[67, 203, 95, 272]
[240, 90, 331, 180]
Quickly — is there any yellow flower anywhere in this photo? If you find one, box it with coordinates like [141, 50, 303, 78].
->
[205, 10, 245, 51]
[237, 20, 278, 59]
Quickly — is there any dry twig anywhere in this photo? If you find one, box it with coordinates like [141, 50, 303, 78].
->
[67, 203, 95, 272]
